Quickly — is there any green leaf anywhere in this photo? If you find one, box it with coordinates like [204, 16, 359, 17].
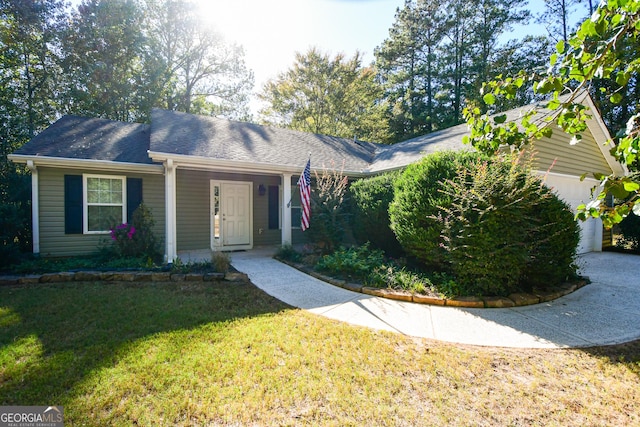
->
[483, 93, 496, 105]
[547, 99, 560, 110]
[622, 181, 640, 192]
[493, 114, 507, 124]
[610, 93, 623, 104]
[556, 40, 565, 54]
[609, 183, 630, 199]
[616, 70, 630, 86]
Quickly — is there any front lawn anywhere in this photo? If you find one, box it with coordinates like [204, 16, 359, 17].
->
[1, 280, 639, 426]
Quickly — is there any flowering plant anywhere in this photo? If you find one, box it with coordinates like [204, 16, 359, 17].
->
[110, 223, 136, 241]
[105, 204, 161, 261]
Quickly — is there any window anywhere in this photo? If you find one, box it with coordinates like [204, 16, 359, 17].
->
[83, 175, 126, 233]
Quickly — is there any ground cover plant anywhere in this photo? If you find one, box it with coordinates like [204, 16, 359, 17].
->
[1, 280, 639, 426]
[6, 253, 227, 275]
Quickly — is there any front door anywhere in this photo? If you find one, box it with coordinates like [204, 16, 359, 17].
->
[211, 181, 252, 250]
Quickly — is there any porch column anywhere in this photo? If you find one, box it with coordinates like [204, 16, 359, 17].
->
[27, 161, 39, 255]
[282, 173, 292, 246]
[165, 159, 177, 263]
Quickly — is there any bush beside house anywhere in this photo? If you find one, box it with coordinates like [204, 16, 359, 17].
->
[337, 151, 581, 297]
[349, 171, 403, 257]
[388, 151, 483, 269]
[439, 156, 580, 295]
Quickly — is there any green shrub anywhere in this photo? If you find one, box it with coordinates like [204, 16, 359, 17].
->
[440, 156, 580, 296]
[389, 150, 483, 269]
[275, 244, 303, 263]
[617, 213, 640, 252]
[367, 264, 434, 294]
[108, 203, 161, 262]
[316, 244, 385, 281]
[349, 171, 404, 256]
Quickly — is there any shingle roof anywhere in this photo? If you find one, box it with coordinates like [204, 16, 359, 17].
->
[13, 115, 152, 164]
[369, 124, 472, 172]
[149, 109, 379, 172]
[13, 97, 582, 174]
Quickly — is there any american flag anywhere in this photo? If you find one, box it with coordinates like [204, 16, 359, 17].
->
[298, 159, 311, 231]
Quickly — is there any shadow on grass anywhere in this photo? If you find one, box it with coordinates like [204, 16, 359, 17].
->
[0, 280, 290, 405]
[583, 340, 640, 378]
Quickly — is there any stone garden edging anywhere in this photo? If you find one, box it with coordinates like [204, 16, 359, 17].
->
[279, 259, 589, 309]
[0, 270, 250, 286]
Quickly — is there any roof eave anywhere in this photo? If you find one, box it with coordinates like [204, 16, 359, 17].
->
[147, 150, 370, 177]
[8, 154, 164, 174]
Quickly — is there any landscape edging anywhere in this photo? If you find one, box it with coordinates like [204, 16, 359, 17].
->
[0, 270, 248, 286]
[278, 259, 588, 308]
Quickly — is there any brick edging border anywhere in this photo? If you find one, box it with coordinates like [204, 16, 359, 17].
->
[278, 259, 589, 308]
[0, 270, 250, 285]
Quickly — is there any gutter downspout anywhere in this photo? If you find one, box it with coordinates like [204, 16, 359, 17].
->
[165, 159, 177, 263]
[26, 160, 39, 255]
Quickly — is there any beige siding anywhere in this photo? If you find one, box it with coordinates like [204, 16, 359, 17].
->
[38, 167, 165, 257]
[176, 169, 282, 251]
[531, 129, 612, 176]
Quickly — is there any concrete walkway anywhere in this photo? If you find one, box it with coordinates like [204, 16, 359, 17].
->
[229, 249, 640, 349]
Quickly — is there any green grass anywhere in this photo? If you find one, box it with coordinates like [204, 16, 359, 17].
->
[1, 280, 639, 426]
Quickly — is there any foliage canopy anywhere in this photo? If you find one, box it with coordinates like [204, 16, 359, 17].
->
[464, 0, 640, 227]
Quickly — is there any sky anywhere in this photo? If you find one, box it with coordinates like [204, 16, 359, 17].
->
[67, 0, 585, 113]
[195, 0, 406, 91]
[194, 0, 553, 113]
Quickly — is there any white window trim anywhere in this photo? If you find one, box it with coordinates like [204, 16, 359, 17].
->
[83, 174, 127, 234]
[290, 181, 303, 230]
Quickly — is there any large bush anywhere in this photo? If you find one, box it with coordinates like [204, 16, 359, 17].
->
[389, 151, 482, 268]
[349, 171, 403, 256]
[440, 156, 580, 295]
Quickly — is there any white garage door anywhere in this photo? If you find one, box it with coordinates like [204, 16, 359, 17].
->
[539, 172, 602, 253]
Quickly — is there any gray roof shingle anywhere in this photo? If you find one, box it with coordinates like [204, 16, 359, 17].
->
[369, 124, 472, 172]
[149, 109, 379, 172]
[13, 115, 152, 164]
[13, 99, 563, 174]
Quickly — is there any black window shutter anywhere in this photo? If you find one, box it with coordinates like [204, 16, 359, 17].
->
[126, 177, 143, 223]
[268, 185, 279, 230]
[64, 175, 83, 234]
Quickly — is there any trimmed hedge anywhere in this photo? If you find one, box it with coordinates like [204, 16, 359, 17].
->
[390, 151, 580, 296]
[388, 151, 482, 268]
[440, 157, 580, 295]
[349, 171, 404, 256]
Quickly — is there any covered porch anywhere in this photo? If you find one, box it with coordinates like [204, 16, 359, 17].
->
[161, 161, 307, 263]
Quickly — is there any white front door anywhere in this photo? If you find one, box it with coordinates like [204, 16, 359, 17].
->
[211, 181, 252, 249]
